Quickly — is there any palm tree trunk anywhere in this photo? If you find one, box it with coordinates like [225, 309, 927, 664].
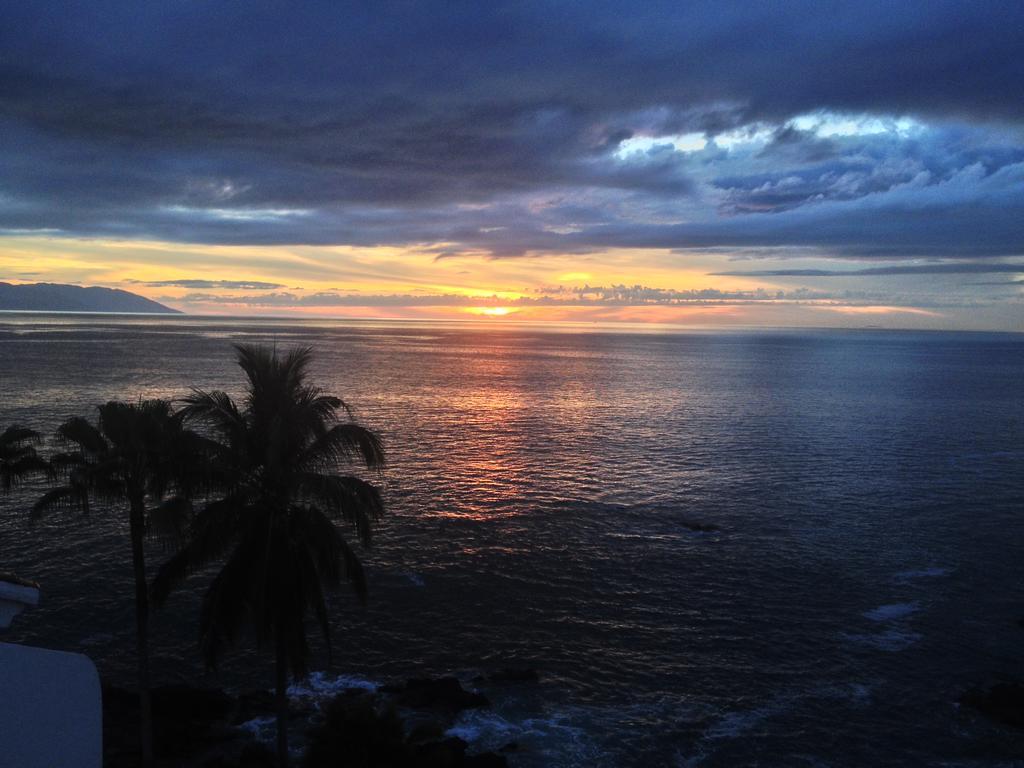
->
[275, 628, 289, 768]
[129, 494, 155, 767]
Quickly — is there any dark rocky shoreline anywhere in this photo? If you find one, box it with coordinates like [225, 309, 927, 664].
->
[101, 667, 1024, 767]
[103, 672, 539, 767]
[960, 681, 1024, 732]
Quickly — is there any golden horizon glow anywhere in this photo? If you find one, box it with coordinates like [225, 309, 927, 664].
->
[468, 306, 517, 316]
[0, 233, 1008, 330]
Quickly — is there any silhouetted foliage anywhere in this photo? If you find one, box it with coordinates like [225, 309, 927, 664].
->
[152, 344, 385, 767]
[0, 424, 47, 492]
[33, 399, 205, 767]
[302, 694, 410, 768]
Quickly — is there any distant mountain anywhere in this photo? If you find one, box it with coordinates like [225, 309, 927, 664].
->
[0, 282, 180, 314]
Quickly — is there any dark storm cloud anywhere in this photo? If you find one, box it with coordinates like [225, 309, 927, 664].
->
[756, 126, 839, 164]
[1, 1, 1022, 258]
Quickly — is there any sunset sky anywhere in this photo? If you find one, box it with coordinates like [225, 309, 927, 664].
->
[1, 2, 1022, 329]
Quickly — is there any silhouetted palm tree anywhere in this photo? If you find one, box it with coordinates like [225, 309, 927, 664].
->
[33, 400, 203, 767]
[152, 345, 385, 768]
[0, 425, 47, 492]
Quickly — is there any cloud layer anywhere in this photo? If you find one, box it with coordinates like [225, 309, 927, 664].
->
[1, 1, 1022, 262]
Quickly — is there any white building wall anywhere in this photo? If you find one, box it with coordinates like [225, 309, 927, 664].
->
[0, 642, 102, 768]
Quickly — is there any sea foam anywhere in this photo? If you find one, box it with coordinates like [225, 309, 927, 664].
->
[863, 602, 919, 622]
[287, 670, 378, 701]
[842, 629, 922, 652]
[893, 567, 948, 581]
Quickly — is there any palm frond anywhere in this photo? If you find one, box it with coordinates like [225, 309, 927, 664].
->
[198, 547, 252, 670]
[55, 416, 107, 455]
[294, 505, 368, 602]
[0, 453, 48, 491]
[236, 344, 313, 405]
[31, 484, 90, 518]
[300, 423, 385, 472]
[148, 495, 193, 546]
[46, 451, 86, 477]
[179, 389, 245, 439]
[0, 425, 41, 447]
[289, 527, 332, 668]
[150, 496, 245, 605]
[297, 473, 383, 546]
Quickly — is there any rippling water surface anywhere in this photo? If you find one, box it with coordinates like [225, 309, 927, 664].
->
[2, 315, 1023, 766]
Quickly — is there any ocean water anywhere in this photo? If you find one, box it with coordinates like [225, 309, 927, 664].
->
[1, 314, 1023, 766]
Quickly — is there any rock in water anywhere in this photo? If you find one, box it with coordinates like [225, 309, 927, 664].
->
[485, 667, 540, 684]
[302, 692, 410, 767]
[391, 677, 490, 712]
[962, 682, 1024, 729]
[303, 693, 508, 768]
